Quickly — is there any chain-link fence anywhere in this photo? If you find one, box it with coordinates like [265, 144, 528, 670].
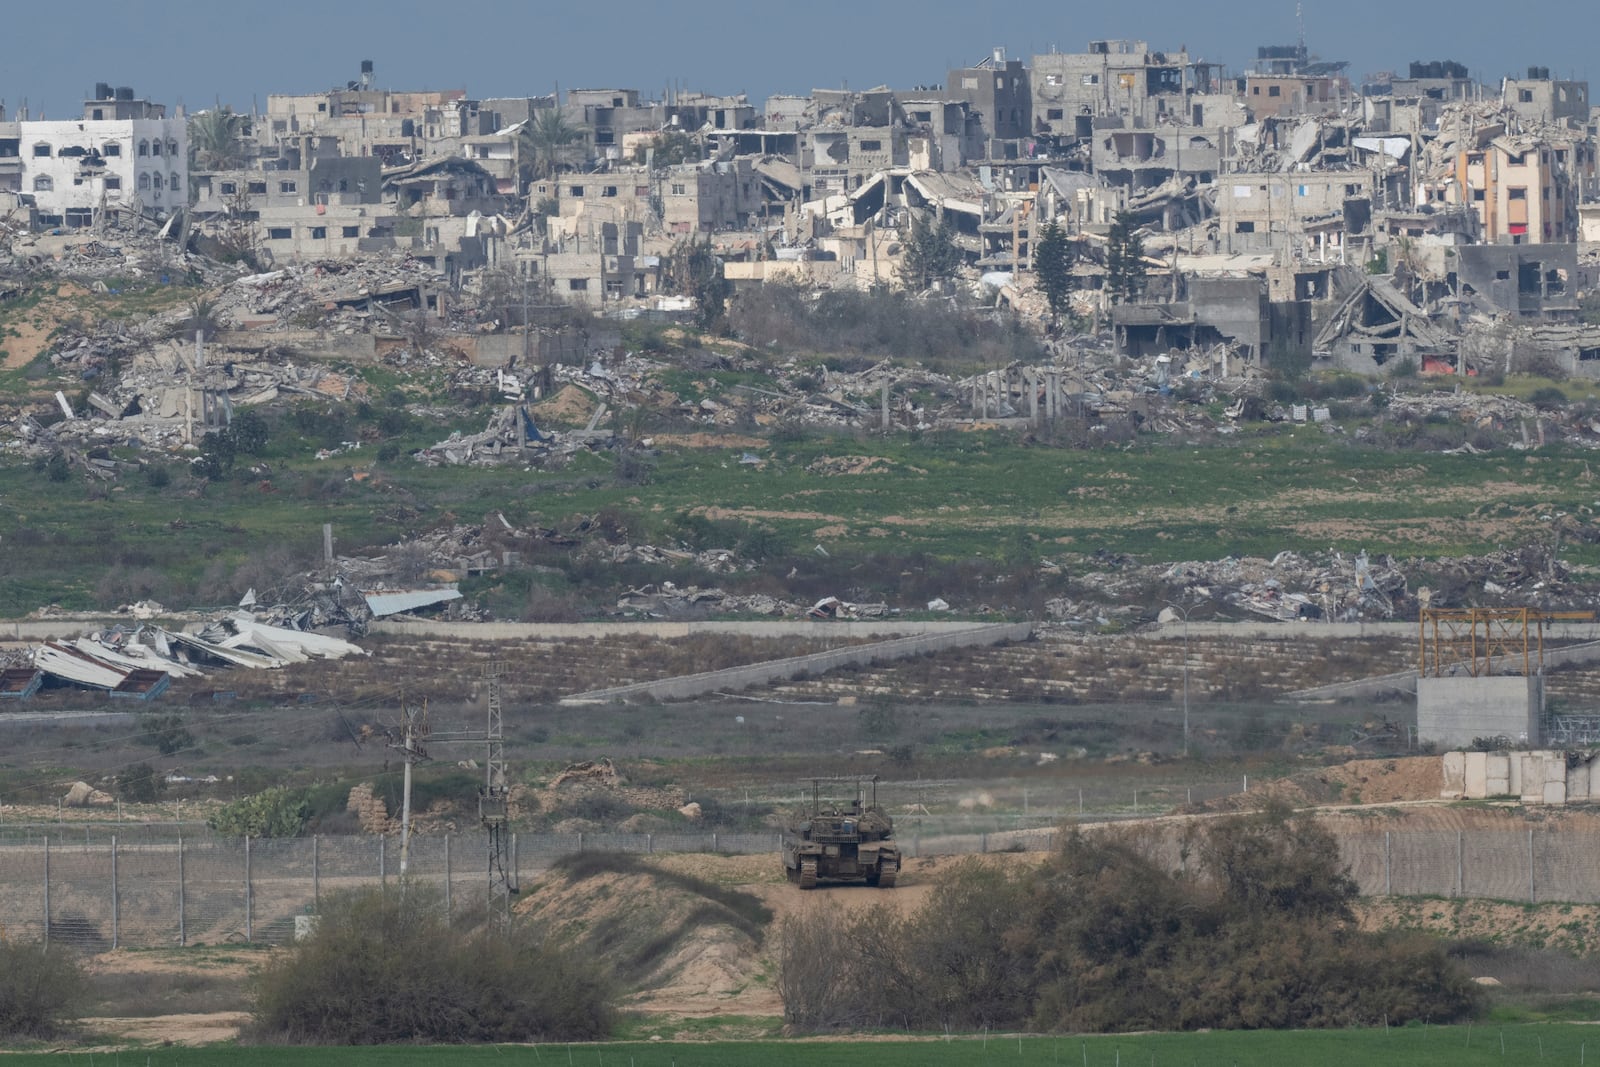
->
[8, 828, 1599, 949]
[0, 830, 802, 949]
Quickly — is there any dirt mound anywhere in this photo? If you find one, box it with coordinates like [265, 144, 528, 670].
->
[1358, 897, 1600, 956]
[534, 384, 598, 424]
[535, 758, 688, 817]
[806, 455, 896, 476]
[650, 432, 766, 449]
[1201, 756, 1444, 812]
[0, 282, 88, 370]
[515, 852, 776, 1014]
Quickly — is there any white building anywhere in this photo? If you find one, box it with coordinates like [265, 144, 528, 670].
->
[12, 87, 186, 228]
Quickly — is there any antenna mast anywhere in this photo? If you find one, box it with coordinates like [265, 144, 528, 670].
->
[480, 662, 516, 912]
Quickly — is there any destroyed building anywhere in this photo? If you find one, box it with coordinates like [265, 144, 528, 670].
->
[2, 86, 187, 230]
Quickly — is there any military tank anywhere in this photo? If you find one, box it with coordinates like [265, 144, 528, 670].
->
[782, 776, 899, 889]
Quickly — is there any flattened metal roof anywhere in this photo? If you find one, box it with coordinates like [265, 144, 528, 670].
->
[364, 588, 463, 617]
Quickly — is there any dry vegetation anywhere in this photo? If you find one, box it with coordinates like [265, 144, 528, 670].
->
[775, 809, 1482, 1033]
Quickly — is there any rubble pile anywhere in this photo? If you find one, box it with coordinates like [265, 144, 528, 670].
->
[6, 609, 368, 701]
[8, 227, 237, 286]
[1054, 546, 1598, 627]
[415, 404, 615, 467]
[614, 583, 803, 618]
[203, 256, 450, 333]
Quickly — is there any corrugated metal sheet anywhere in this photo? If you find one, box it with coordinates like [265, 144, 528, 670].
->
[364, 588, 463, 617]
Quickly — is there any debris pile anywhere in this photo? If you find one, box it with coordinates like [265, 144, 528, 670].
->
[615, 583, 800, 618]
[9, 610, 368, 701]
[538, 758, 688, 814]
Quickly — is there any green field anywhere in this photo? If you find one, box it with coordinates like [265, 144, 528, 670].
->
[10, 1025, 1600, 1065]
[5, 419, 1598, 611]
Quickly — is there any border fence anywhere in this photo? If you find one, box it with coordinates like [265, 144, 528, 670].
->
[3, 827, 1600, 949]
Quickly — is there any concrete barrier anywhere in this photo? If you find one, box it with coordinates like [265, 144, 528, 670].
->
[370, 619, 1007, 641]
[559, 622, 1034, 705]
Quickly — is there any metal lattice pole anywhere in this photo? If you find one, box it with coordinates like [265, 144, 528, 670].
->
[481, 662, 516, 911]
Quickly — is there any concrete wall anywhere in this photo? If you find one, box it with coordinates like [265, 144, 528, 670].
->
[1417, 675, 1542, 748]
[214, 329, 380, 362]
[559, 622, 1033, 705]
[1442, 749, 1600, 804]
[372, 619, 1001, 641]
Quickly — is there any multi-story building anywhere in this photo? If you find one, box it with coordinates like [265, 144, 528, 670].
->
[946, 49, 1031, 157]
[1216, 171, 1377, 255]
[1503, 69, 1590, 129]
[661, 158, 759, 233]
[1031, 41, 1221, 135]
[1451, 135, 1573, 243]
[1242, 75, 1337, 120]
[5, 85, 186, 229]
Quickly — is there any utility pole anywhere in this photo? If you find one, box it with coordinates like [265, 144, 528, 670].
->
[480, 661, 516, 916]
[1165, 601, 1192, 756]
[390, 695, 429, 876]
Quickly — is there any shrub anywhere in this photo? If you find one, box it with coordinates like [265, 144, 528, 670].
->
[0, 942, 87, 1039]
[116, 761, 165, 803]
[1530, 386, 1568, 411]
[139, 712, 194, 756]
[208, 786, 310, 838]
[249, 888, 615, 1044]
[776, 808, 1482, 1034]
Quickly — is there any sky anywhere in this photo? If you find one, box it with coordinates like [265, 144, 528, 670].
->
[1, 0, 1594, 118]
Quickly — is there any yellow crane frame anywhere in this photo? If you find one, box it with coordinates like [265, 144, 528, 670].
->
[1419, 608, 1594, 678]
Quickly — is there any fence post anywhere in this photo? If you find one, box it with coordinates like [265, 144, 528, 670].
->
[1529, 829, 1536, 904]
[178, 836, 186, 947]
[444, 833, 452, 920]
[647, 833, 653, 854]
[379, 835, 386, 889]
[1457, 831, 1464, 898]
[111, 833, 119, 950]
[511, 833, 519, 890]
[1383, 831, 1391, 896]
[712, 832, 718, 853]
[313, 834, 320, 910]
[981, 832, 988, 854]
[245, 835, 253, 943]
[577, 831, 583, 853]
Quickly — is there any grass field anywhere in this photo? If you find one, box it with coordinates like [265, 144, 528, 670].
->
[5, 417, 1600, 611]
[12, 1024, 1600, 1065]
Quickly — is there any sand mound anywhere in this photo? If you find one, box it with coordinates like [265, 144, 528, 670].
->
[1201, 756, 1444, 812]
[534, 384, 598, 425]
[515, 852, 776, 1013]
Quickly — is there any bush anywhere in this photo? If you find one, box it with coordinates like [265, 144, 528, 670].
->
[208, 786, 310, 838]
[1530, 386, 1568, 411]
[0, 942, 87, 1039]
[116, 761, 165, 803]
[249, 888, 615, 1044]
[140, 712, 194, 755]
[777, 808, 1482, 1034]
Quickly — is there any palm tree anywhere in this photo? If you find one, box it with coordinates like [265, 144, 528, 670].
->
[519, 109, 585, 185]
[188, 108, 250, 172]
